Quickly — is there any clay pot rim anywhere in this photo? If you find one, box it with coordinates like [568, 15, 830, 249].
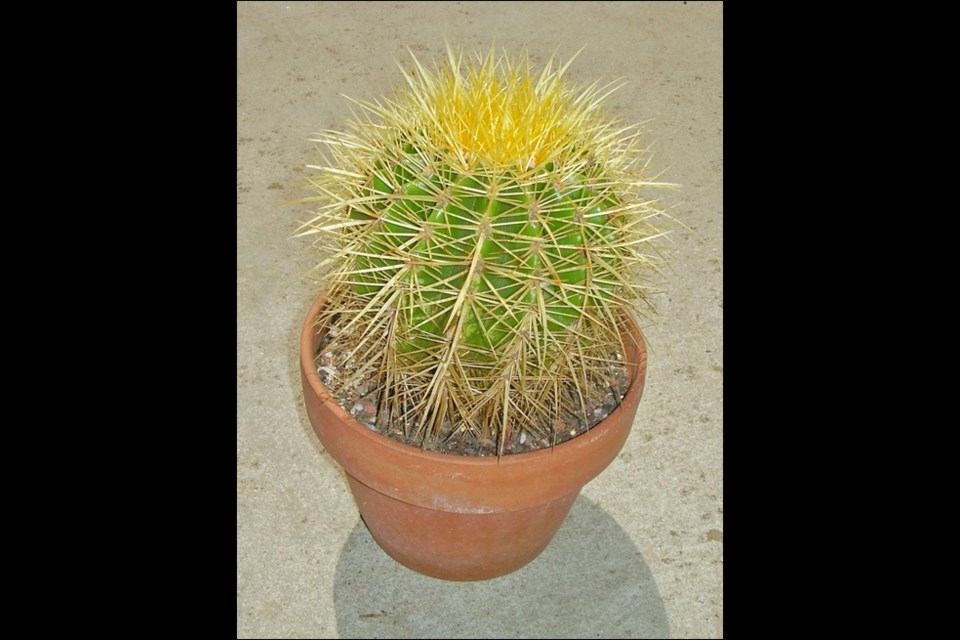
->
[300, 290, 646, 468]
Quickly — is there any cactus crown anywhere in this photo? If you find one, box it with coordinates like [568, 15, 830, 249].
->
[298, 46, 671, 454]
[400, 47, 599, 169]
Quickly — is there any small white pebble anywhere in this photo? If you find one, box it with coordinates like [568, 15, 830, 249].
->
[520, 432, 527, 444]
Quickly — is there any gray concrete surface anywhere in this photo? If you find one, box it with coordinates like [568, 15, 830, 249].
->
[237, 2, 722, 637]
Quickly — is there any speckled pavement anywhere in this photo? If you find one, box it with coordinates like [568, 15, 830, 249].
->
[237, 2, 722, 637]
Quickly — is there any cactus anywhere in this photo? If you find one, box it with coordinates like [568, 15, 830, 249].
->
[298, 46, 670, 453]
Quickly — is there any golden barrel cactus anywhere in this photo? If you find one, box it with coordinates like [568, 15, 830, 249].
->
[298, 46, 672, 453]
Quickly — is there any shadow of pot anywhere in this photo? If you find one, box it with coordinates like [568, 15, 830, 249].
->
[300, 291, 647, 581]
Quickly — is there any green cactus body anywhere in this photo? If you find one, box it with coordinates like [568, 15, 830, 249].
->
[351, 146, 621, 361]
[301, 47, 668, 448]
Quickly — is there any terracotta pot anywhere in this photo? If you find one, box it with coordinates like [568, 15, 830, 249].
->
[300, 292, 647, 581]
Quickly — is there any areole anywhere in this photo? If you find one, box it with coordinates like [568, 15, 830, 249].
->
[300, 291, 648, 581]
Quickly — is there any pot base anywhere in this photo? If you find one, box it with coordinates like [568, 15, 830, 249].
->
[348, 474, 578, 581]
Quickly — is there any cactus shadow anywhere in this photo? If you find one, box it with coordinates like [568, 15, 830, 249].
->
[332, 495, 670, 638]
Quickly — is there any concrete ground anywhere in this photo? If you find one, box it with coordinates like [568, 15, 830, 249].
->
[237, 2, 722, 637]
